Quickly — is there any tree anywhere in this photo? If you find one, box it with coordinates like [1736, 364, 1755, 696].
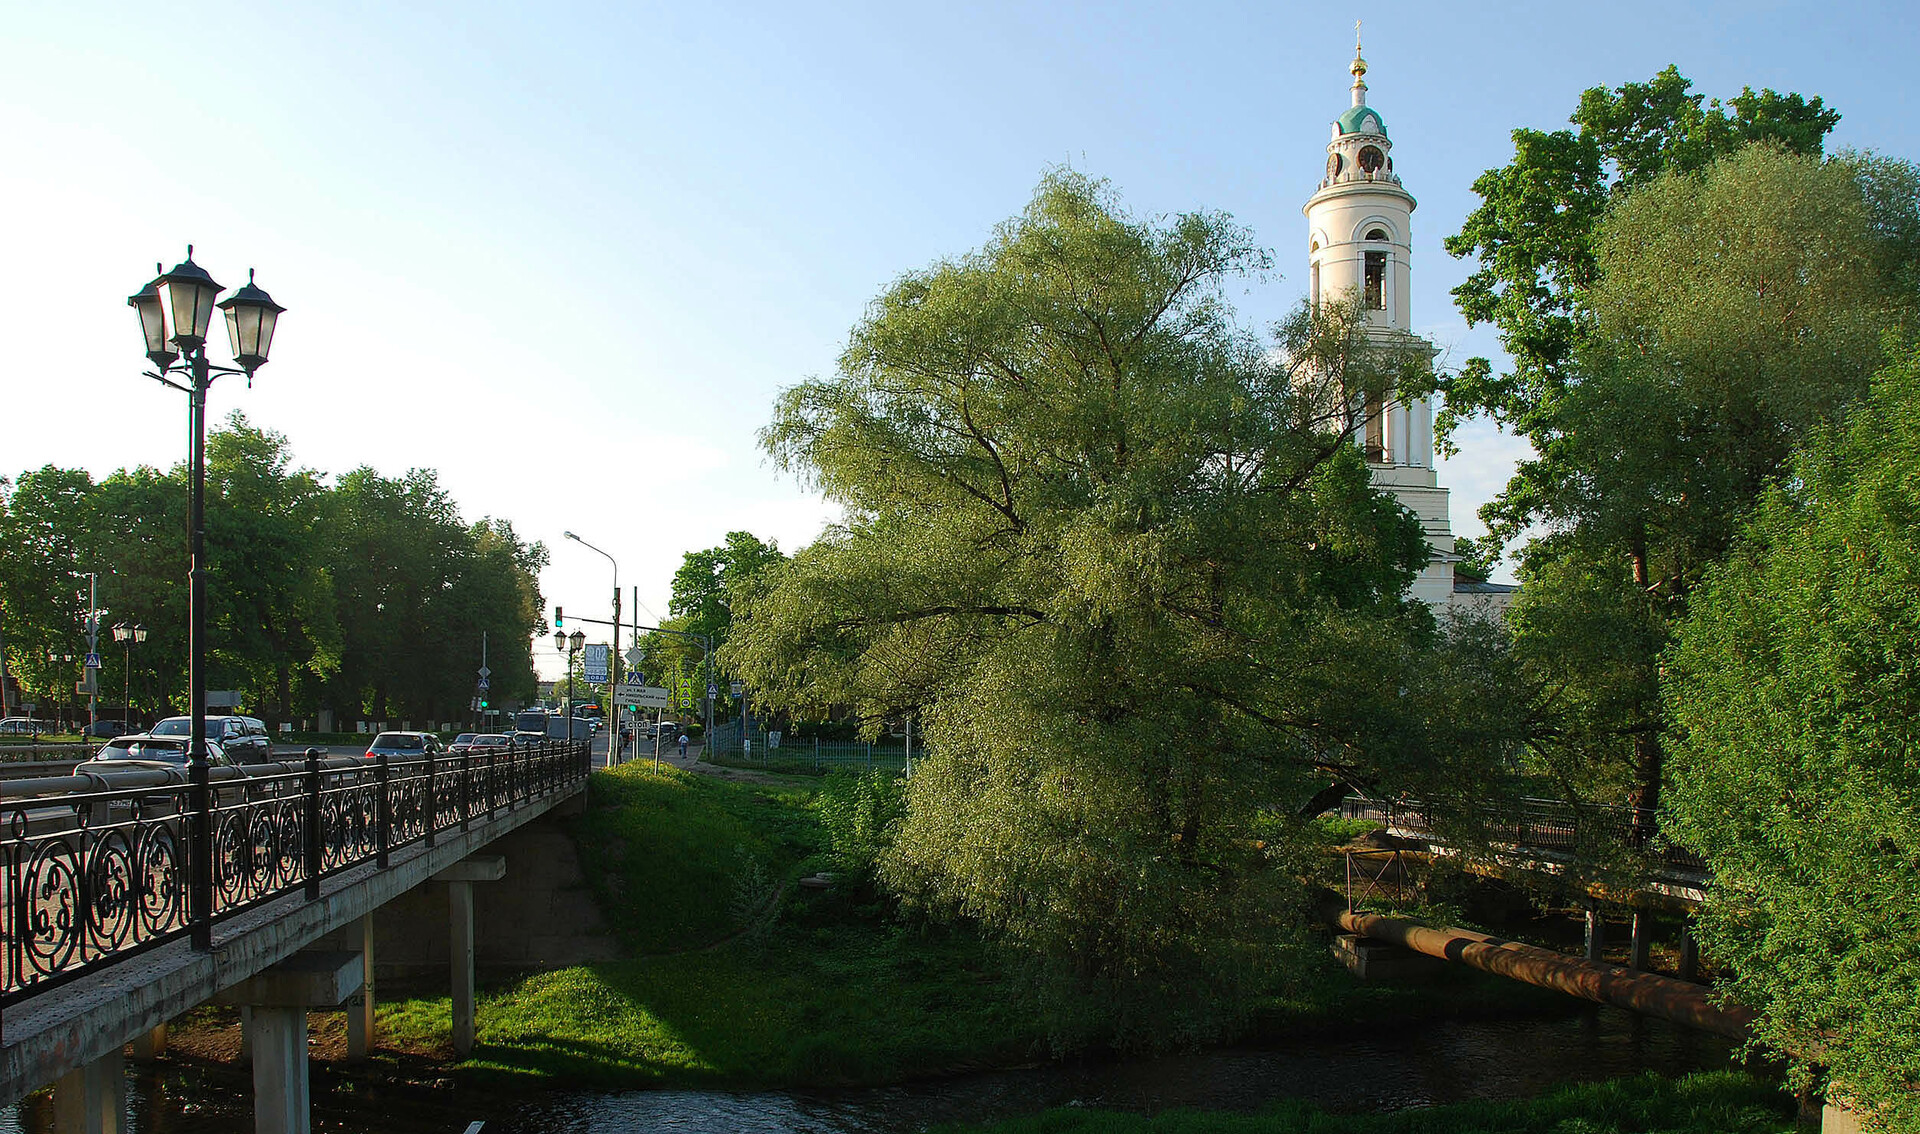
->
[1474, 144, 1915, 821]
[1665, 342, 1920, 1130]
[1439, 67, 1841, 448]
[729, 172, 1509, 1033]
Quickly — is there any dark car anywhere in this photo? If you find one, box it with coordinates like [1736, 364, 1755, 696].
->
[148, 715, 273, 764]
[85, 719, 140, 739]
[364, 731, 442, 760]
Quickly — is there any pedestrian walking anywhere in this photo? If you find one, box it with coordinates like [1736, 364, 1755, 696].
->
[678, 732, 689, 757]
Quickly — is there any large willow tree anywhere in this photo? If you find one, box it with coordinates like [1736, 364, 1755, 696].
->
[730, 172, 1517, 1031]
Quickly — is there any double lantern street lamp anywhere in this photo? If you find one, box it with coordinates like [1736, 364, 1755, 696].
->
[554, 630, 587, 729]
[111, 622, 148, 724]
[128, 247, 285, 950]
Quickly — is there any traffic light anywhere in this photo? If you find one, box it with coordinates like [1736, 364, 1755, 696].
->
[479, 697, 489, 709]
[554, 606, 563, 628]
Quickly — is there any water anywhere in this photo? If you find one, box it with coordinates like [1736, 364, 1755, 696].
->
[3, 1004, 1742, 1133]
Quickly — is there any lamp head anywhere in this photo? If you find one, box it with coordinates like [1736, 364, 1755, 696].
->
[568, 629, 586, 652]
[127, 264, 178, 369]
[217, 268, 285, 374]
[155, 246, 223, 352]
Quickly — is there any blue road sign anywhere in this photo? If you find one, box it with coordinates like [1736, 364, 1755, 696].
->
[477, 676, 491, 690]
[707, 684, 718, 698]
[84, 652, 102, 669]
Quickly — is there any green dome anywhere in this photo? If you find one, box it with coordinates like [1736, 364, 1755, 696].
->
[1337, 105, 1387, 138]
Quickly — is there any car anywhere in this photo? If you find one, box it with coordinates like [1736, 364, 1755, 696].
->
[84, 719, 141, 739]
[364, 731, 442, 760]
[447, 732, 480, 754]
[0, 717, 54, 735]
[465, 733, 514, 754]
[148, 715, 273, 765]
[75, 734, 235, 774]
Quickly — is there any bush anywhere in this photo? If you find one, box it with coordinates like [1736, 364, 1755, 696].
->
[816, 768, 905, 876]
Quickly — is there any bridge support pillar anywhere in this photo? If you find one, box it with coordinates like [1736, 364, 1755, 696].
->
[214, 950, 366, 1134]
[130, 1024, 168, 1060]
[1629, 910, 1652, 971]
[346, 914, 375, 1061]
[1583, 903, 1606, 962]
[53, 1048, 124, 1134]
[435, 856, 507, 1057]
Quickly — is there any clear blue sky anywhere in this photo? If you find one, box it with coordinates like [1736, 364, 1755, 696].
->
[4, 1, 1914, 677]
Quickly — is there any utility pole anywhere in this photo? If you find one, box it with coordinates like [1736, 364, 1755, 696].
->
[82, 572, 101, 726]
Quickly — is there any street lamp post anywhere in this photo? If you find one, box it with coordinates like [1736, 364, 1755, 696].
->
[553, 629, 586, 738]
[562, 529, 620, 703]
[129, 247, 285, 950]
[112, 622, 148, 725]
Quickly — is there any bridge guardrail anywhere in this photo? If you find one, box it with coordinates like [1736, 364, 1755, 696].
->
[1340, 795, 1707, 875]
[2, 739, 590, 1006]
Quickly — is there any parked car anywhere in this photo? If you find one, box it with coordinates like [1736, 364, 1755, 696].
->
[84, 719, 141, 739]
[148, 715, 273, 764]
[0, 717, 54, 735]
[447, 732, 480, 754]
[364, 731, 442, 760]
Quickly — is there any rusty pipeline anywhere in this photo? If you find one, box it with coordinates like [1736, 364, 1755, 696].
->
[1332, 906, 1755, 1042]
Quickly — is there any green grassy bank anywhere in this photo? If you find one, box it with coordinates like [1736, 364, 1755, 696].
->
[927, 1071, 1795, 1134]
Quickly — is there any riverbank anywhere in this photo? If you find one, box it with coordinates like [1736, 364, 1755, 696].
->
[155, 761, 1764, 1110]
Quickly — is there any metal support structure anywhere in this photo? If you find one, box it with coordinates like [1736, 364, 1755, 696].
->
[187, 349, 213, 950]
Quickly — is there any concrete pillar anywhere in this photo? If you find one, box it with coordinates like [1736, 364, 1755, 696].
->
[239, 1006, 255, 1063]
[53, 1048, 125, 1134]
[347, 914, 375, 1061]
[450, 878, 476, 1057]
[434, 856, 506, 1059]
[250, 1007, 310, 1134]
[1584, 903, 1606, 962]
[130, 1024, 167, 1061]
[1679, 921, 1700, 983]
[1629, 910, 1652, 971]
[214, 950, 365, 1134]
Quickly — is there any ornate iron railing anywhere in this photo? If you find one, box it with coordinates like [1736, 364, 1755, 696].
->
[1340, 795, 1708, 875]
[1, 740, 589, 1006]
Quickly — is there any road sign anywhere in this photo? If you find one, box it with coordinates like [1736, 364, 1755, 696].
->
[84, 652, 102, 669]
[707, 684, 718, 699]
[476, 676, 491, 690]
[477, 665, 492, 678]
[624, 646, 645, 667]
[583, 644, 610, 684]
[614, 683, 671, 709]
[729, 681, 744, 696]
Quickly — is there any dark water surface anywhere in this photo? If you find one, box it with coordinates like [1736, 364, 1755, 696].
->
[3, 1007, 1743, 1133]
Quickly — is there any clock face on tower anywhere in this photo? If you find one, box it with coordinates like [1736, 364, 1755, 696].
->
[1327, 153, 1343, 179]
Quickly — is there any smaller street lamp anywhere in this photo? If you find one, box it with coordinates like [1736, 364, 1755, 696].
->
[553, 629, 587, 738]
[112, 622, 148, 725]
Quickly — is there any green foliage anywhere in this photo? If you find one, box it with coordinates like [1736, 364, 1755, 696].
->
[927, 1071, 1793, 1134]
[815, 768, 905, 876]
[0, 413, 546, 726]
[728, 170, 1529, 1038]
[1441, 66, 1841, 447]
[1665, 342, 1920, 1130]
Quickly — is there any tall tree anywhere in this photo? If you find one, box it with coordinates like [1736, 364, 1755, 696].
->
[1665, 342, 1920, 1129]
[730, 172, 1508, 1031]
[1440, 66, 1841, 447]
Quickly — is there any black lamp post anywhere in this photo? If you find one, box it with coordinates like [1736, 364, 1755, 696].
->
[111, 622, 147, 725]
[553, 629, 586, 737]
[129, 247, 285, 950]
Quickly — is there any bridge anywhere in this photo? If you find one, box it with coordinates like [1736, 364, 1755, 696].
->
[2, 740, 591, 1132]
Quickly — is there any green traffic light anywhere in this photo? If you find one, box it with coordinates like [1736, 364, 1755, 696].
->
[554, 605, 564, 628]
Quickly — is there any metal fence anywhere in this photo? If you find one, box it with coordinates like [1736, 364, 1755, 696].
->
[1340, 795, 1708, 875]
[703, 721, 909, 774]
[2, 740, 589, 1006]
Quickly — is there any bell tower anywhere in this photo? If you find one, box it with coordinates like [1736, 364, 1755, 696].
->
[1303, 30, 1457, 606]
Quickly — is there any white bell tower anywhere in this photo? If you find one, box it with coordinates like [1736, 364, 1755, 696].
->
[1303, 31, 1456, 606]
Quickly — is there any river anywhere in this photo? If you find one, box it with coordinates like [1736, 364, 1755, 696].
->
[3, 1004, 1745, 1133]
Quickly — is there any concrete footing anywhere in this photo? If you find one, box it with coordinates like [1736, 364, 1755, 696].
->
[1330, 933, 1445, 982]
[130, 1024, 167, 1061]
[53, 1048, 124, 1134]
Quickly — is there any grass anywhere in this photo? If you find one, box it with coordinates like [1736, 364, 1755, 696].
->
[925, 1070, 1796, 1134]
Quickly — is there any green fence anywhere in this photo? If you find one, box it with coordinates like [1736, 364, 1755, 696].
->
[704, 720, 909, 775]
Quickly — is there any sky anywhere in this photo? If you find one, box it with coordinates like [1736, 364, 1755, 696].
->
[3, 1, 1915, 680]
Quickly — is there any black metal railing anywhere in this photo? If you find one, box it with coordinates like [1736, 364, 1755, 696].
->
[1, 739, 589, 1006]
[1340, 795, 1708, 876]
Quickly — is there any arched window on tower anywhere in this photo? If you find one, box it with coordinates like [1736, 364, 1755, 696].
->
[1364, 250, 1386, 310]
[1311, 260, 1321, 311]
[1366, 228, 1388, 242]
